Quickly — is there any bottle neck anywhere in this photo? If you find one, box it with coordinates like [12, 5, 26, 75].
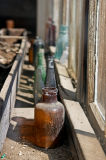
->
[42, 87, 58, 103]
[42, 94, 57, 103]
[38, 54, 43, 66]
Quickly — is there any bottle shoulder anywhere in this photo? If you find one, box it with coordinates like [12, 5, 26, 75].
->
[35, 101, 64, 111]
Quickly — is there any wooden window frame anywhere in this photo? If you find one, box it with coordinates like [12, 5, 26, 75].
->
[87, 0, 106, 136]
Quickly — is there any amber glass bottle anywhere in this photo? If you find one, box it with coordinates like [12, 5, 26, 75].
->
[29, 39, 34, 64]
[34, 87, 65, 149]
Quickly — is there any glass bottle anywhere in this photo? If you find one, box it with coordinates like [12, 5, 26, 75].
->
[45, 18, 56, 57]
[60, 47, 69, 67]
[55, 25, 68, 60]
[34, 49, 46, 104]
[46, 56, 56, 87]
[49, 20, 56, 46]
[29, 39, 34, 64]
[33, 37, 44, 66]
[34, 87, 65, 149]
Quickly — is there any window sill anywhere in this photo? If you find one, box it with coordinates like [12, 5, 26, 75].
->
[55, 61, 106, 160]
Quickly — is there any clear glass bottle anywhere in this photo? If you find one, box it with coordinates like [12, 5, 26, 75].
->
[34, 87, 65, 148]
[60, 47, 69, 67]
[55, 25, 68, 60]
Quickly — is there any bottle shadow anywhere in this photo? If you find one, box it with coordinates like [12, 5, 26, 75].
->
[7, 116, 73, 160]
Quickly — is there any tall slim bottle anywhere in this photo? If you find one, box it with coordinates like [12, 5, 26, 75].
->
[33, 37, 44, 67]
[55, 25, 68, 60]
[34, 49, 46, 104]
[45, 18, 56, 58]
[46, 56, 56, 87]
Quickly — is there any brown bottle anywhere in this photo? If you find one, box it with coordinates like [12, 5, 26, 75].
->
[29, 39, 34, 64]
[34, 87, 65, 148]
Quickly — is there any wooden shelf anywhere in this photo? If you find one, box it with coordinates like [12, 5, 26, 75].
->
[55, 61, 106, 160]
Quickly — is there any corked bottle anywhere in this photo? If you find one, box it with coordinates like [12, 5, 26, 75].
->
[34, 87, 65, 149]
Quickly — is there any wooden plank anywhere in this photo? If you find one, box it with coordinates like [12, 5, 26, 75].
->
[68, 0, 77, 78]
[76, 0, 87, 104]
[53, 0, 62, 37]
[87, 0, 97, 103]
[62, 0, 69, 25]
[0, 95, 11, 151]
[96, 0, 106, 119]
[0, 35, 25, 39]
[55, 62, 76, 100]
[87, 103, 106, 153]
[55, 62, 69, 77]
[11, 73, 17, 110]
[0, 38, 27, 152]
[59, 75, 75, 92]
[64, 99, 106, 160]
[55, 61, 106, 159]
[89, 103, 105, 132]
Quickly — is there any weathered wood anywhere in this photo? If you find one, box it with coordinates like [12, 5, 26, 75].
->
[68, 0, 77, 78]
[89, 103, 105, 132]
[87, 0, 106, 139]
[87, 103, 106, 153]
[62, 0, 69, 25]
[55, 62, 106, 159]
[64, 99, 106, 160]
[68, 0, 85, 79]
[68, 0, 86, 105]
[55, 62, 69, 78]
[59, 75, 75, 92]
[0, 28, 26, 36]
[37, 0, 52, 40]
[55, 62, 76, 101]
[96, 0, 106, 119]
[76, 0, 87, 104]
[0, 37, 28, 151]
[53, 0, 61, 38]
[0, 35, 25, 39]
[87, 0, 97, 103]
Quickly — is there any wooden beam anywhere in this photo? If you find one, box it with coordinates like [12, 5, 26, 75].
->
[62, 0, 69, 25]
[64, 99, 106, 160]
[87, 0, 97, 103]
[53, 0, 61, 38]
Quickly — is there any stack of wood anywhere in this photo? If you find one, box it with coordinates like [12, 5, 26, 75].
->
[0, 39, 20, 67]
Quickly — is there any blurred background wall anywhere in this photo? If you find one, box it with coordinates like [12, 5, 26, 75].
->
[0, 0, 37, 35]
